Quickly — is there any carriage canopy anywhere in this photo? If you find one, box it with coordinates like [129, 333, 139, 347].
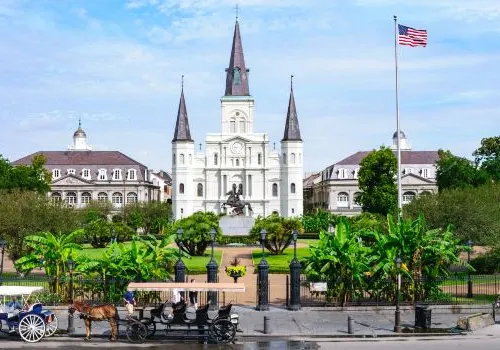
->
[0, 286, 44, 297]
[127, 282, 245, 293]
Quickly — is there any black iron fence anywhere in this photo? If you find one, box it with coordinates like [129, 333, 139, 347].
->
[0, 275, 221, 307]
[284, 274, 500, 307]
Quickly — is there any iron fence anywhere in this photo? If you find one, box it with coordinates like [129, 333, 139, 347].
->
[283, 274, 500, 307]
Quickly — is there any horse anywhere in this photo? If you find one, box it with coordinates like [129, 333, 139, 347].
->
[221, 201, 253, 216]
[69, 300, 119, 341]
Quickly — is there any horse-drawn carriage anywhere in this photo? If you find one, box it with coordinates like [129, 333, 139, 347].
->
[128, 282, 244, 344]
[0, 286, 58, 343]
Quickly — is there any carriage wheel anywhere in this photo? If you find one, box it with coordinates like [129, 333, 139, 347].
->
[210, 318, 236, 344]
[126, 320, 147, 343]
[140, 318, 156, 337]
[44, 314, 59, 337]
[19, 314, 46, 343]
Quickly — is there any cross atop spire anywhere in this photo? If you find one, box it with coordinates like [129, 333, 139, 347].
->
[282, 75, 302, 142]
[78, 115, 81, 128]
[172, 75, 193, 142]
[235, 4, 239, 20]
[224, 19, 250, 96]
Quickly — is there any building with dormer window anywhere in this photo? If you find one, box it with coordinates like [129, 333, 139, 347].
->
[171, 19, 304, 219]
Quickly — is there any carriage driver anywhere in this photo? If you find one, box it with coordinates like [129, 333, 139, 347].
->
[123, 291, 136, 318]
[7, 296, 22, 332]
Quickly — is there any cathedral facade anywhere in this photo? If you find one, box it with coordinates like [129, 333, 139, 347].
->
[171, 20, 303, 219]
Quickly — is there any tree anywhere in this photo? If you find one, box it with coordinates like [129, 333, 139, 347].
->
[0, 190, 82, 261]
[404, 184, 500, 245]
[249, 214, 304, 255]
[124, 201, 173, 235]
[436, 149, 488, 191]
[357, 147, 397, 216]
[0, 153, 51, 193]
[473, 136, 500, 183]
[301, 209, 337, 233]
[167, 211, 221, 256]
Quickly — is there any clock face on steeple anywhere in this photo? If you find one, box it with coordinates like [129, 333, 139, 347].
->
[231, 141, 243, 154]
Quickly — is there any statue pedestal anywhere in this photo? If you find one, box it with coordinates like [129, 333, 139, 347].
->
[219, 216, 255, 236]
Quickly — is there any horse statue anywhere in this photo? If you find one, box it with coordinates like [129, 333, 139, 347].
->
[69, 300, 118, 341]
[221, 183, 253, 216]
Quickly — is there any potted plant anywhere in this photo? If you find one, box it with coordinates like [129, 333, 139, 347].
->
[225, 257, 246, 283]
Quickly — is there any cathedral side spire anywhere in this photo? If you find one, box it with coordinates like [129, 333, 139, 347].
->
[172, 75, 193, 142]
[224, 19, 250, 96]
[282, 75, 302, 141]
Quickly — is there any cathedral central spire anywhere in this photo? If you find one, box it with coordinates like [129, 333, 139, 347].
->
[225, 20, 250, 96]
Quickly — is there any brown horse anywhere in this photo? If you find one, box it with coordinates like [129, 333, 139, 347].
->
[69, 300, 119, 341]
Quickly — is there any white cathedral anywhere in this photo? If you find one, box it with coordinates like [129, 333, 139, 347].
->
[171, 19, 304, 219]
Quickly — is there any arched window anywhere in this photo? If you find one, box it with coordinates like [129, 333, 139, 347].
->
[173, 153, 176, 165]
[239, 120, 246, 133]
[197, 183, 203, 197]
[291, 153, 296, 164]
[353, 192, 362, 207]
[257, 153, 262, 165]
[230, 120, 236, 133]
[403, 191, 416, 204]
[179, 183, 185, 194]
[127, 192, 138, 203]
[337, 192, 349, 207]
[51, 192, 62, 202]
[420, 191, 432, 196]
[112, 192, 123, 205]
[272, 183, 278, 197]
[81, 192, 91, 204]
[180, 154, 185, 165]
[283, 153, 287, 165]
[290, 183, 296, 194]
[214, 153, 218, 165]
[236, 159, 240, 166]
[97, 192, 108, 202]
[66, 192, 77, 206]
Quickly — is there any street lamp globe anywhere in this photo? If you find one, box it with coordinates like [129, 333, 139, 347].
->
[0, 240, 6, 249]
[466, 239, 472, 247]
[395, 257, 402, 270]
[176, 228, 184, 242]
[209, 228, 217, 242]
[260, 229, 267, 242]
[292, 229, 298, 242]
[68, 256, 74, 272]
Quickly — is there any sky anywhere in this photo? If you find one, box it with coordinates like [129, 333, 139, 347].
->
[0, 0, 499, 173]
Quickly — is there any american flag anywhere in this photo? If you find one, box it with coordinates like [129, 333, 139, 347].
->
[398, 24, 427, 47]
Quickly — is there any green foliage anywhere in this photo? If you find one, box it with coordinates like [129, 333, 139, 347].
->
[470, 248, 500, 274]
[0, 190, 82, 261]
[249, 214, 304, 255]
[217, 235, 258, 245]
[0, 153, 51, 194]
[436, 149, 489, 192]
[357, 146, 398, 216]
[301, 209, 337, 233]
[167, 211, 221, 256]
[84, 218, 113, 248]
[404, 184, 500, 245]
[124, 201, 173, 235]
[473, 136, 500, 183]
[15, 230, 83, 294]
[348, 212, 386, 233]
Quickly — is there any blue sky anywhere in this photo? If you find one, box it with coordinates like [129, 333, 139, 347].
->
[0, 0, 498, 173]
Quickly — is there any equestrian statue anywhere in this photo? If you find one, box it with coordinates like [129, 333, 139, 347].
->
[221, 183, 253, 216]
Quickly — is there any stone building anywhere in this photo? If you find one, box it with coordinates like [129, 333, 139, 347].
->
[303, 131, 439, 216]
[12, 122, 160, 208]
[171, 19, 304, 219]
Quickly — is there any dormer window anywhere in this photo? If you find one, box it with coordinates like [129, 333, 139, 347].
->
[338, 168, 348, 179]
[353, 168, 359, 179]
[98, 169, 107, 180]
[404, 168, 413, 175]
[52, 169, 61, 179]
[127, 169, 136, 180]
[113, 169, 122, 180]
[82, 169, 91, 179]
[67, 169, 76, 175]
[421, 168, 430, 178]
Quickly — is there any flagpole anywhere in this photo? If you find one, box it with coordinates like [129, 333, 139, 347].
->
[394, 15, 402, 220]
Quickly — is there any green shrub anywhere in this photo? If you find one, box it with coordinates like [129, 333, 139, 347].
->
[470, 248, 500, 274]
[301, 209, 337, 233]
[217, 235, 258, 245]
[249, 214, 304, 255]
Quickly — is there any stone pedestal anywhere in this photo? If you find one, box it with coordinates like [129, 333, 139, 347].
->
[219, 216, 255, 236]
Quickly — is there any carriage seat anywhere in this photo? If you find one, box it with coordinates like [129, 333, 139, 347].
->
[28, 303, 43, 313]
[150, 302, 168, 319]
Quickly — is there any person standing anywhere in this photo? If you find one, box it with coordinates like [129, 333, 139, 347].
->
[188, 278, 198, 310]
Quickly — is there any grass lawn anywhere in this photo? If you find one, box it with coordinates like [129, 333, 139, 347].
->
[439, 275, 500, 286]
[297, 238, 319, 246]
[77, 243, 223, 275]
[251, 247, 310, 274]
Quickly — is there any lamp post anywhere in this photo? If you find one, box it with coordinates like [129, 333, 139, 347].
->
[257, 229, 269, 311]
[111, 229, 117, 244]
[466, 239, 473, 298]
[174, 228, 186, 283]
[289, 230, 301, 311]
[67, 256, 75, 335]
[0, 240, 6, 286]
[394, 257, 402, 333]
[206, 228, 218, 308]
